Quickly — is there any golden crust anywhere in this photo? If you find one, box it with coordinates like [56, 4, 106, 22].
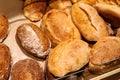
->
[49, 0, 72, 9]
[11, 59, 44, 80]
[71, 2, 109, 41]
[0, 14, 8, 42]
[23, 0, 47, 21]
[94, 3, 120, 28]
[0, 43, 11, 80]
[48, 39, 90, 77]
[16, 23, 51, 58]
[89, 37, 120, 73]
[41, 9, 81, 46]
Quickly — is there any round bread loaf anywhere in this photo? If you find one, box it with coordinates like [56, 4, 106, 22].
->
[0, 43, 11, 80]
[11, 59, 44, 80]
[41, 9, 81, 46]
[89, 36, 120, 74]
[16, 23, 51, 59]
[48, 39, 90, 77]
[0, 13, 9, 42]
[71, 2, 109, 41]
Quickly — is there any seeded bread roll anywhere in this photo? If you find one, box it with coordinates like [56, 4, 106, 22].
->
[0, 13, 9, 42]
[16, 23, 51, 59]
[41, 9, 81, 46]
[71, 2, 109, 41]
[0, 43, 11, 80]
[48, 39, 90, 77]
[11, 59, 44, 80]
[89, 37, 120, 74]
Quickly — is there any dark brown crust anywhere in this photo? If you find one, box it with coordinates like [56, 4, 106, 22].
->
[0, 14, 8, 42]
[0, 43, 11, 80]
[11, 59, 44, 80]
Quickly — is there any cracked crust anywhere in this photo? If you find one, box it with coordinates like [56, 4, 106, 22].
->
[71, 2, 109, 41]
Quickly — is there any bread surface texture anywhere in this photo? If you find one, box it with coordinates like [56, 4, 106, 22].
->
[48, 39, 90, 77]
[11, 59, 44, 80]
[16, 23, 51, 58]
[0, 43, 11, 80]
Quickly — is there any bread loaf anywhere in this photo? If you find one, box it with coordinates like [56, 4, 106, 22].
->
[0, 14, 9, 42]
[0, 43, 11, 80]
[71, 2, 109, 41]
[23, 0, 47, 21]
[94, 3, 120, 28]
[49, 0, 72, 9]
[16, 23, 51, 58]
[11, 59, 44, 80]
[48, 39, 90, 77]
[41, 9, 81, 46]
[89, 36, 120, 74]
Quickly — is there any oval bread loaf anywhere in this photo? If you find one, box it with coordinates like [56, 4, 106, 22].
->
[0, 43, 11, 80]
[71, 2, 109, 41]
[16, 23, 51, 59]
[48, 39, 90, 77]
[0, 13, 9, 42]
[89, 36, 120, 73]
[41, 9, 81, 46]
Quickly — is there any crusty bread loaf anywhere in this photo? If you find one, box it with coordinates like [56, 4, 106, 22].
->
[0, 13, 9, 42]
[23, 0, 47, 21]
[89, 36, 120, 74]
[41, 9, 81, 46]
[71, 2, 109, 41]
[16, 23, 51, 59]
[11, 59, 44, 80]
[0, 43, 11, 80]
[48, 39, 90, 77]
[49, 0, 72, 9]
[94, 3, 120, 28]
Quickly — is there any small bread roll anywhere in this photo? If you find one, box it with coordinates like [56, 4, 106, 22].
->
[11, 59, 44, 80]
[41, 9, 81, 46]
[48, 39, 90, 77]
[0, 43, 11, 80]
[16, 23, 51, 58]
[23, 0, 47, 21]
[71, 2, 109, 41]
[89, 37, 120, 74]
[94, 3, 120, 28]
[0, 14, 9, 42]
[49, 0, 72, 9]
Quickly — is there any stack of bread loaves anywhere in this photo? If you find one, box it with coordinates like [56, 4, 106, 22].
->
[1, 0, 120, 80]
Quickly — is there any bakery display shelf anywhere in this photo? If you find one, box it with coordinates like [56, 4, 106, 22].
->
[54, 57, 120, 80]
[1, 0, 120, 80]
